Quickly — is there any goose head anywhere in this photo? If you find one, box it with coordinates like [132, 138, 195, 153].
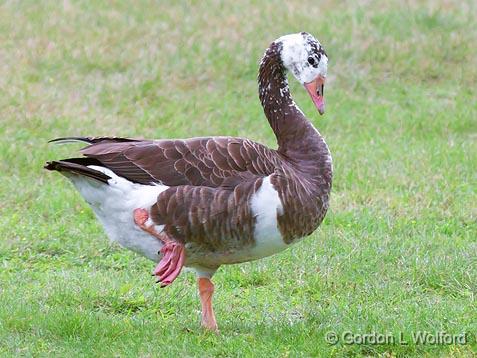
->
[277, 32, 328, 115]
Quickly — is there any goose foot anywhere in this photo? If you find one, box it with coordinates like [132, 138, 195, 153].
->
[133, 208, 185, 287]
[198, 277, 218, 332]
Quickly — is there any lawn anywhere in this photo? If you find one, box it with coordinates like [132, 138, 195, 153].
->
[0, 0, 476, 356]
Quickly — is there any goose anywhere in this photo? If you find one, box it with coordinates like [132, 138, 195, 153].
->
[45, 32, 332, 331]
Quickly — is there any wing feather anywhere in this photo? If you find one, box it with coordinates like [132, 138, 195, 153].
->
[74, 136, 280, 188]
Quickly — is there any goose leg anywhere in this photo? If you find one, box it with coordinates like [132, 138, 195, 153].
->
[133, 208, 185, 287]
[198, 277, 218, 331]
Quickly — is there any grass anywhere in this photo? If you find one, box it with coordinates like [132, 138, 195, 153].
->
[0, 0, 476, 356]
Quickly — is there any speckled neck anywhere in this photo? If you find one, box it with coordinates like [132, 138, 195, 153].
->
[258, 43, 303, 151]
[258, 42, 332, 171]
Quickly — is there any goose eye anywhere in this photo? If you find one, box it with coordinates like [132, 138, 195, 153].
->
[307, 57, 315, 65]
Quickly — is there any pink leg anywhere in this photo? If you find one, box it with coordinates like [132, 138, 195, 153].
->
[133, 209, 185, 287]
[198, 277, 218, 331]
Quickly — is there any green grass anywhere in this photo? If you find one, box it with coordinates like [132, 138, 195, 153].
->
[1, 0, 476, 356]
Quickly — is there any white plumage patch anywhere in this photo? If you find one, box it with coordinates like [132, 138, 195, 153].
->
[278, 33, 328, 84]
[67, 166, 168, 261]
[249, 175, 287, 258]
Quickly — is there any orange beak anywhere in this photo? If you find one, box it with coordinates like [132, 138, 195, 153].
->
[304, 76, 325, 115]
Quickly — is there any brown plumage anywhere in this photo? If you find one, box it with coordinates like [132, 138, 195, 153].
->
[45, 32, 332, 330]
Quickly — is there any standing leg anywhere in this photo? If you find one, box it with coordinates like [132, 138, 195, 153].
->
[198, 277, 218, 331]
[133, 208, 185, 287]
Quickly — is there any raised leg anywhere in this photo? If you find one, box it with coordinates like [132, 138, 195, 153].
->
[133, 208, 185, 287]
[198, 277, 218, 331]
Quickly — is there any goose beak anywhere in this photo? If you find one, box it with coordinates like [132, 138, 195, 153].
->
[304, 76, 325, 115]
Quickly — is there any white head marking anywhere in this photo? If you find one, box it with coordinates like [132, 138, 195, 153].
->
[277, 32, 328, 84]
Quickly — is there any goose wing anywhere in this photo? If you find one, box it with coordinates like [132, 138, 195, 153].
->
[54, 136, 281, 188]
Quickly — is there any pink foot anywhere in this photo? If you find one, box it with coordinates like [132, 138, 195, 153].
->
[133, 208, 149, 226]
[133, 208, 185, 287]
[154, 242, 186, 287]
